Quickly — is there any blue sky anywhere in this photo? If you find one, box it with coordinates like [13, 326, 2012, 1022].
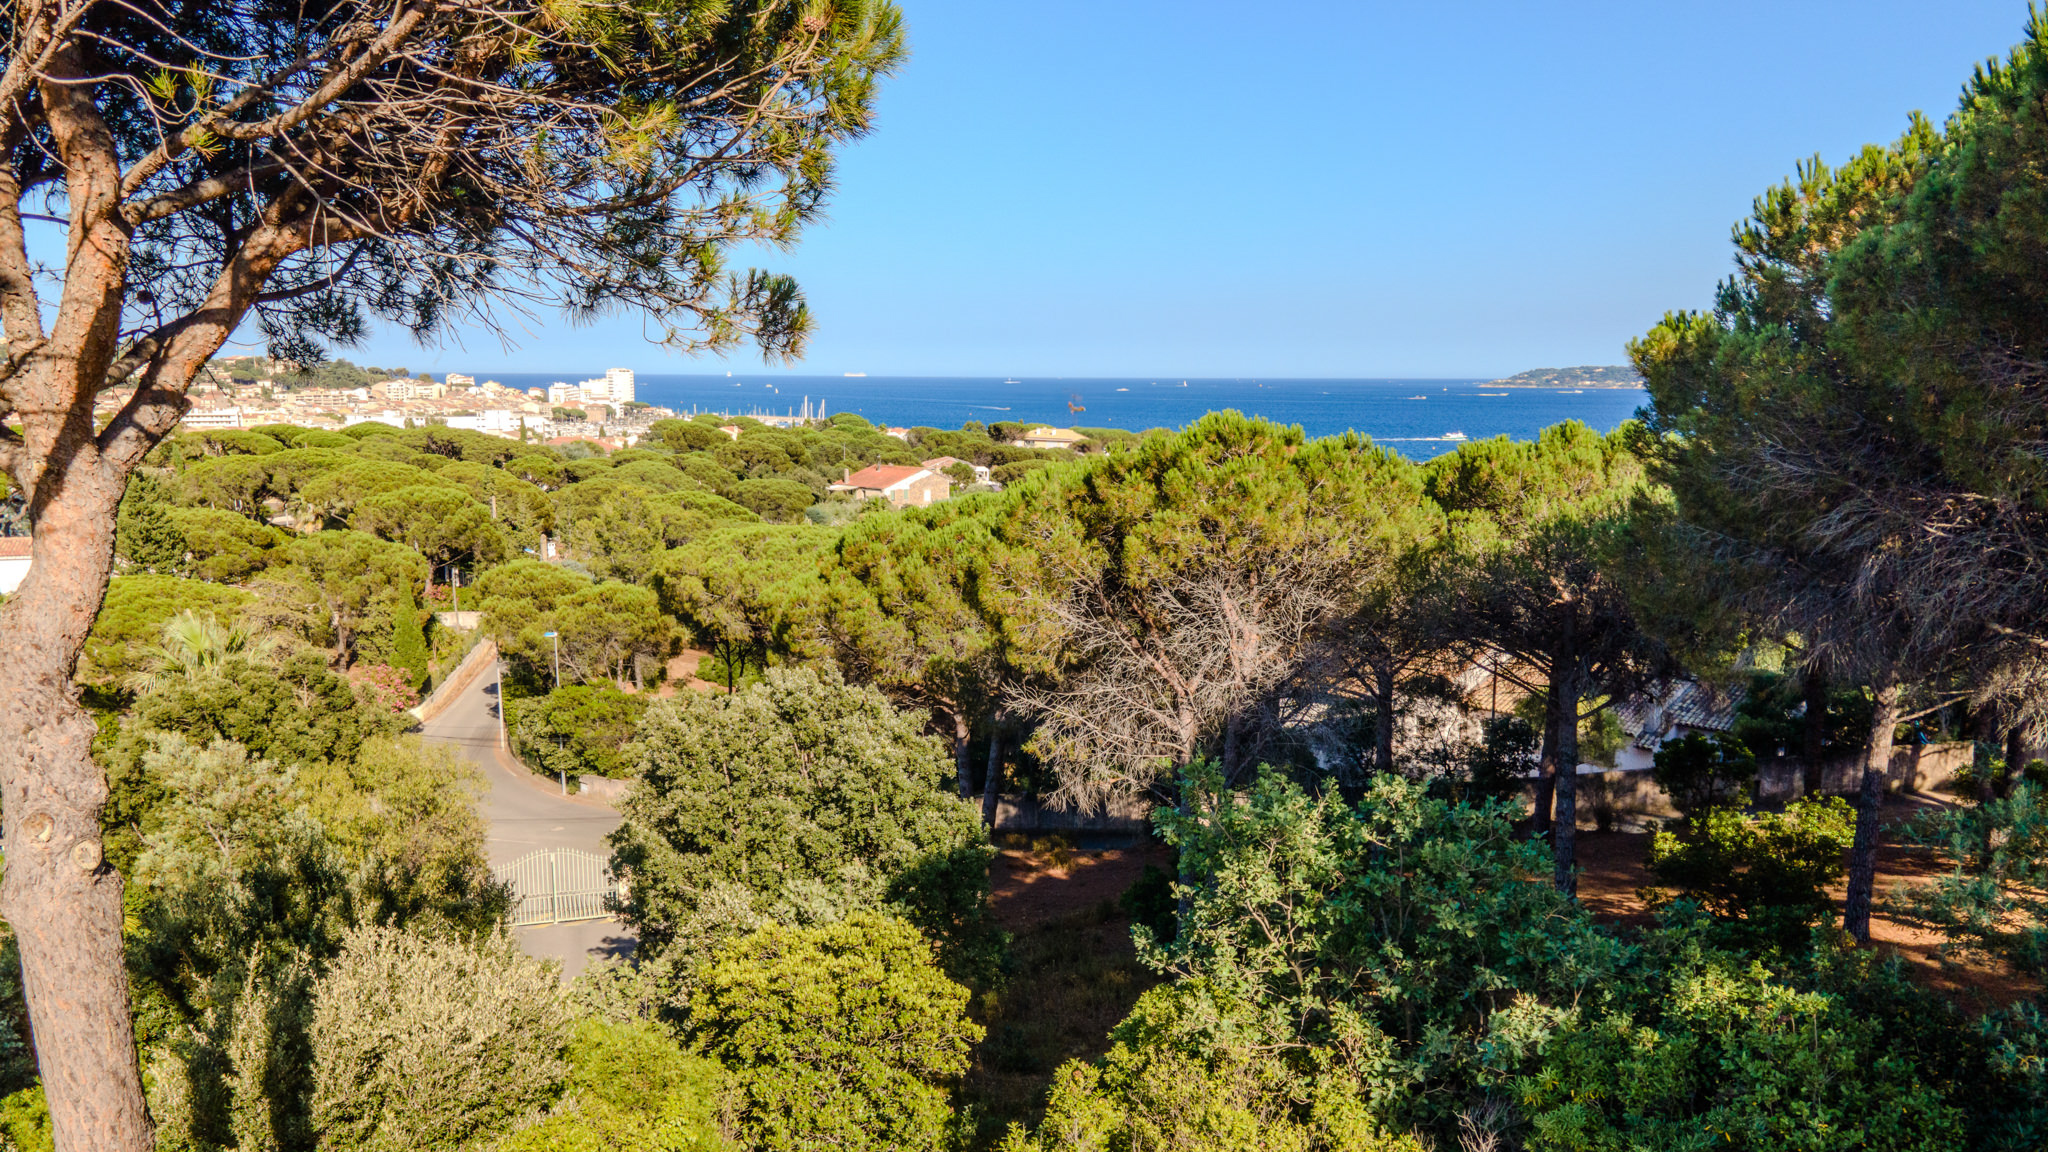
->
[302, 1, 2030, 378]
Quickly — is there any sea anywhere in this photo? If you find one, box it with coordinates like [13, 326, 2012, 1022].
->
[482, 374, 1649, 461]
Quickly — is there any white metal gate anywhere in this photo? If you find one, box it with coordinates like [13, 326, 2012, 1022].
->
[494, 849, 623, 927]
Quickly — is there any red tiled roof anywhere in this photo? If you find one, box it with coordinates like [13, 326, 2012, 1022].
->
[841, 464, 926, 490]
[0, 537, 30, 558]
[921, 456, 963, 470]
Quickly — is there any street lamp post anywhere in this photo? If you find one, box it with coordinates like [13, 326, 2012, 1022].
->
[544, 631, 559, 690]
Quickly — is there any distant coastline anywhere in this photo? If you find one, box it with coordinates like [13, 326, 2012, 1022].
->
[1478, 365, 1644, 390]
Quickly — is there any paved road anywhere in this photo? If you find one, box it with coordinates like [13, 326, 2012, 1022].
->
[420, 661, 635, 977]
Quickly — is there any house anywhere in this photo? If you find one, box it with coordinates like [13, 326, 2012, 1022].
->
[1613, 680, 1746, 772]
[921, 455, 992, 484]
[717, 425, 742, 441]
[1013, 426, 1086, 450]
[0, 536, 29, 595]
[884, 426, 911, 441]
[827, 464, 951, 508]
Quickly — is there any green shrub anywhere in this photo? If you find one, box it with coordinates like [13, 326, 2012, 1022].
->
[508, 685, 650, 779]
[496, 1020, 727, 1152]
[611, 668, 1000, 983]
[1645, 796, 1856, 945]
[1650, 730, 1757, 820]
[691, 914, 980, 1152]
[0, 1085, 50, 1152]
[309, 926, 569, 1152]
[1522, 944, 1966, 1151]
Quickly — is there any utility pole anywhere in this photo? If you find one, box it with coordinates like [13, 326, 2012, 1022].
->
[545, 630, 559, 690]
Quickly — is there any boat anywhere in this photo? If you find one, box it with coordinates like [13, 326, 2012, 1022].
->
[1478, 392, 1508, 397]
[1556, 389, 1583, 393]
[1407, 395, 1427, 399]
[844, 372, 866, 377]
[1002, 378, 1021, 384]
[1442, 431, 1467, 441]
[1115, 387, 1129, 392]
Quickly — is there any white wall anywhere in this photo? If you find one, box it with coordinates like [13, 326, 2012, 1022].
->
[0, 555, 29, 595]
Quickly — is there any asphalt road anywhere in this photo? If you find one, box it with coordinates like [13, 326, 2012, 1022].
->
[419, 661, 634, 977]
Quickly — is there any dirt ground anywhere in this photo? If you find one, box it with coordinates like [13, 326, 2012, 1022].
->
[1576, 790, 2040, 1011]
[989, 841, 1173, 931]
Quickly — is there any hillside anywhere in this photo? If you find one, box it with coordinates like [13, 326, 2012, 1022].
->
[1482, 364, 1643, 389]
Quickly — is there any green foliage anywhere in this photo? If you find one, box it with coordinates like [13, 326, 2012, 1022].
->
[298, 736, 491, 903]
[1897, 781, 2048, 974]
[1005, 984, 1425, 1152]
[125, 650, 409, 768]
[1650, 731, 1758, 820]
[167, 505, 291, 582]
[117, 471, 187, 574]
[496, 1020, 728, 1152]
[309, 926, 570, 1152]
[478, 558, 593, 674]
[611, 667, 1000, 983]
[728, 476, 816, 522]
[1136, 767, 1623, 1138]
[554, 582, 674, 686]
[279, 530, 428, 663]
[691, 914, 981, 1152]
[509, 685, 651, 779]
[1646, 796, 1856, 945]
[389, 586, 430, 688]
[81, 575, 251, 685]
[0, 1085, 50, 1152]
[1465, 713, 1537, 803]
[1521, 940, 1967, 1151]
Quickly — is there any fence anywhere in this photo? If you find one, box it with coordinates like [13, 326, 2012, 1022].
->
[493, 848, 624, 927]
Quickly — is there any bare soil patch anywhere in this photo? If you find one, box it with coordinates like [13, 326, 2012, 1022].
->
[1574, 791, 2040, 1012]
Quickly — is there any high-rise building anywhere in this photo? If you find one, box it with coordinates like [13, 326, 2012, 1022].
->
[605, 367, 635, 403]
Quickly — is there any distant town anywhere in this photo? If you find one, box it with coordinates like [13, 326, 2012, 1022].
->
[109, 356, 677, 448]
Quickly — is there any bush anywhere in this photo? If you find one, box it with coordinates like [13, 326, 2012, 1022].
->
[1645, 796, 1856, 945]
[611, 668, 1000, 983]
[1521, 942, 1966, 1151]
[310, 926, 570, 1152]
[1650, 730, 1757, 820]
[691, 914, 980, 1152]
[495, 1020, 727, 1152]
[1004, 984, 1424, 1152]
[508, 685, 650, 779]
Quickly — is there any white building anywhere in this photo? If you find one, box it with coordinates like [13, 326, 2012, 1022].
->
[575, 368, 636, 405]
[345, 410, 407, 427]
[0, 537, 29, 595]
[445, 410, 546, 438]
[181, 408, 245, 430]
[547, 382, 586, 407]
[445, 373, 476, 388]
[604, 367, 635, 403]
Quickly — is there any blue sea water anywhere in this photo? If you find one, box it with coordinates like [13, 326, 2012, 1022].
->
[484, 374, 1648, 460]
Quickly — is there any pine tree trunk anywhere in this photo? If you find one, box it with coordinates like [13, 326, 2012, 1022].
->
[980, 721, 1004, 827]
[1551, 653, 1580, 896]
[0, 463, 153, 1151]
[2004, 722, 2029, 800]
[1843, 675, 1901, 944]
[1373, 662, 1396, 777]
[952, 711, 973, 799]
[1531, 688, 1559, 834]
[1801, 664, 1828, 796]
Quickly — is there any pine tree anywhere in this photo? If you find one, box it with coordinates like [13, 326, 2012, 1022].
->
[391, 587, 430, 690]
[116, 474, 186, 575]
